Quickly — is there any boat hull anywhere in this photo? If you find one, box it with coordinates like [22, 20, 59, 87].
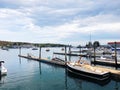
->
[67, 64, 110, 85]
[1, 66, 7, 76]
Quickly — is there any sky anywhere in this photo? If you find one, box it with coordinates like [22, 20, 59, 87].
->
[0, 0, 120, 46]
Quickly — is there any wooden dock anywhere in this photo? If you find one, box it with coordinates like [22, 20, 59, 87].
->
[53, 52, 100, 57]
[18, 54, 120, 80]
[91, 59, 120, 67]
[18, 55, 66, 67]
[91, 65, 120, 80]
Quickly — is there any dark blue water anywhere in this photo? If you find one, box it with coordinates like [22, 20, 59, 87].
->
[0, 48, 120, 90]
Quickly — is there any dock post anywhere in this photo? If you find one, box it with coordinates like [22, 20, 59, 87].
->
[114, 42, 118, 69]
[79, 45, 81, 54]
[93, 45, 96, 65]
[68, 45, 71, 61]
[65, 46, 67, 66]
[19, 46, 21, 55]
[0, 62, 1, 79]
[39, 46, 41, 59]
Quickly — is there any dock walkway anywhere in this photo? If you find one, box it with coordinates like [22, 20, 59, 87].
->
[91, 59, 120, 67]
[53, 52, 100, 57]
[18, 55, 65, 67]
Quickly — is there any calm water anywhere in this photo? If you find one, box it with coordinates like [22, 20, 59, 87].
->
[0, 48, 120, 90]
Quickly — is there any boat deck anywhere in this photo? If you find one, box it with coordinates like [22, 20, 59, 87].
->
[68, 63, 108, 75]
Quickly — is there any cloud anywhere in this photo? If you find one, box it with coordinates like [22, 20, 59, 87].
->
[0, 0, 120, 45]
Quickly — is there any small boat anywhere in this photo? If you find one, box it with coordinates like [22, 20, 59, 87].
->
[1, 47, 9, 51]
[99, 55, 113, 61]
[67, 61, 110, 82]
[111, 47, 120, 51]
[46, 48, 50, 52]
[32, 47, 38, 50]
[61, 48, 64, 51]
[0, 61, 7, 76]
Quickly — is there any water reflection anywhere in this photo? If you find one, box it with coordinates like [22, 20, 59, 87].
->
[0, 75, 6, 85]
[19, 57, 21, 64]
[115, 81, 119, 90]
[65, 68, 68, 90]
[39, 62, 42, 75]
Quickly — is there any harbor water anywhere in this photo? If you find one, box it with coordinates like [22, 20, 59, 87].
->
[0, 48, 120, 90]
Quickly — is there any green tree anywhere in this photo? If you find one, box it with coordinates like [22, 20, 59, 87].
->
[93, 41, 100, 48]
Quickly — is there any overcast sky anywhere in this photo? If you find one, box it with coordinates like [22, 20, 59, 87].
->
[0, 0, 120, 45]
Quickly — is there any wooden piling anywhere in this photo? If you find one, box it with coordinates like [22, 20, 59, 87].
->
[19, 47, 21, 55]
[39, 46, 41, 59]
[65, 46, 67, 66]
[79, 45, 81, 54]
[93, 45, 96, 63]
[114, 42, 118, 68]
[68, 45, 71, 61]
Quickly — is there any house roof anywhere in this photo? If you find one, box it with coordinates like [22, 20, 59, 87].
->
[108, 42, 120, 44]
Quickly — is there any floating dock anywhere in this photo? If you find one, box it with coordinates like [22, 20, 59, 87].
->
[91, 65, 120, 80]
[91, 59, 120, 67]
[18, 55, 66, 67]
[53, 52, 100, 57]
[18, 54, 120, 80]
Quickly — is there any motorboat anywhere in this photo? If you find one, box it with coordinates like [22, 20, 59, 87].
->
[67, 61, 110, 82]
[32, 47, 38, 50]
[0, 61, 7, 76]
[1, 66, 7, 75]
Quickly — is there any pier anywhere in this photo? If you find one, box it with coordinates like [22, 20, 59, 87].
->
[53, 52, 100, 58]
[18, 43, 120, 81]
[19, 54, 120, 80]
[18, 55, 66, 67]
[91, 59, 120, 67]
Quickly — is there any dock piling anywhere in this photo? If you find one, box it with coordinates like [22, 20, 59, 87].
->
[19, 47, 21, 55]
[65, 46, 67, 65]
[68, 45, 71, 61]
[93, 45, 96, 64]
[114, 42, 118, 69]
[39, 46, 41, 59]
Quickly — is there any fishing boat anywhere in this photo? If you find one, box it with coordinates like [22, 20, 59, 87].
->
[67, 61, 110, 82]
[0, 61, 7, 76]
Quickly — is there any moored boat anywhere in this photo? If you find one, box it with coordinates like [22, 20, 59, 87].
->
[0, 61, 7, 76]
[32, 47, 38, 50]
[46, 48, 50, 52]
[67, 61, 110, 82]
[1, 66, 7, 75]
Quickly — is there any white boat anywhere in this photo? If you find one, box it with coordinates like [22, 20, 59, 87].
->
[67, 61, 110, 82]
[99, 55, 113, 60]
[0, 61, 7, 76]
[46, 48, 50, 52]
[1, 66, 7, 75]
